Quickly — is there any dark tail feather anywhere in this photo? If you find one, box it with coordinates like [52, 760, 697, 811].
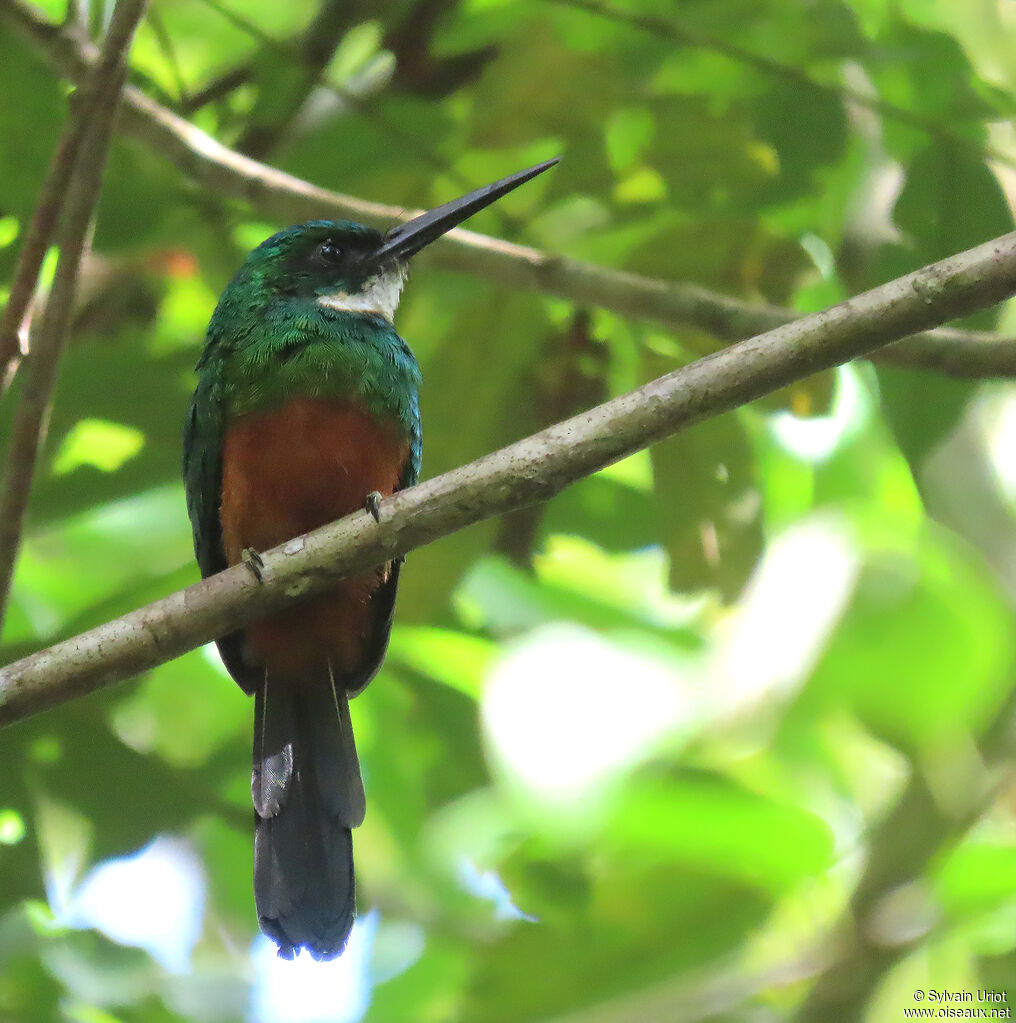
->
[252, 663, 365, 960]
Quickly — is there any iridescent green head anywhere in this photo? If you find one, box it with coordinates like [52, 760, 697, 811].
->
[227, 157, 560, 321]
[243, 220, 405, 320]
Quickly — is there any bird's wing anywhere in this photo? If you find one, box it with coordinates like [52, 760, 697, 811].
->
[183, 366, 260, 693]
[183, 369, 225, 580]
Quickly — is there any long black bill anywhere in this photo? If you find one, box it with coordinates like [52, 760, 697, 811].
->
[374, 157, 560, 263]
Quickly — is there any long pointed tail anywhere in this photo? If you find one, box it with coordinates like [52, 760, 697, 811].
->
[252, 664, 365, 960]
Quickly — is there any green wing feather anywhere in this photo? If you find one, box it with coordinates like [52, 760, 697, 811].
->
[183, 364, 225, 580]
[183, 359, 261, 693]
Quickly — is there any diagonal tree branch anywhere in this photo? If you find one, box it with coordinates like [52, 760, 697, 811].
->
[3, 0, 1015, 379]
[0, 0, 148, 631]
[4, 228, 1016, 726]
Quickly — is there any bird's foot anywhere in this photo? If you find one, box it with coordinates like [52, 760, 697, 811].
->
[242, 547, 265, 583]
[365, 490, 383, 522]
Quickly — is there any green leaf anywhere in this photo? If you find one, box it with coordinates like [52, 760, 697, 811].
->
[0, 36, 63, 219]
[894, 142, 1013, 264]
[608, 772, 834, 894]
[110, 650, 249, 769]
[805, 525, 1014, 752]
[750, 78, 848, 203]
[935, 838, 1016, 920]
[386, 627, 495, 699]
[648, 408, 763, 599]
[876, 366, 977, 469]
[52, 420, 146, 476]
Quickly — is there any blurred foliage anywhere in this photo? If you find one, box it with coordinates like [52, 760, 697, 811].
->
[4, 0, 1016, 1020]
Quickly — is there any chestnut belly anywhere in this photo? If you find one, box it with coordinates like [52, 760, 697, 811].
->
[219, 396, 409, 682]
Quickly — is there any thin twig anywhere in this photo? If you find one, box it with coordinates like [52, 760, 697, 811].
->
[146, 6, 189, 107]
[0, 95, 91, 390]
[4, 228, 1016, 724]
[194, 0, 479, 194]
[181, 64, 252, 114]
[3, 0, 1013, 379]
[0, 0, 148, 631]
[212, 0, 361, 158]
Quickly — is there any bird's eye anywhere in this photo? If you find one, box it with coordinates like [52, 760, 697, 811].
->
[318, 240, 344, 263]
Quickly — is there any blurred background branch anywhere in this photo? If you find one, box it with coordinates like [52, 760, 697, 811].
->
[794, 678, 1016, 1020]
[0, 0, 147, 629]
[3, 0, 1016, 381]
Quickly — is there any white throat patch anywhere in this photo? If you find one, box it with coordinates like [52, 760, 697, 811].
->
[317, 266, 408, 323]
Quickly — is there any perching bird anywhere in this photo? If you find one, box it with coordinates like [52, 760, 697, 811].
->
[183, 159, 558, 960]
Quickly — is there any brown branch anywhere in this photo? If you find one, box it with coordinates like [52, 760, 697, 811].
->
[2, 0, 1015, 380]
[0, 97, 90, 390]
[193, 0, 477, 193]
[384, 0, 497, 98]
[181, 64, 253, 114]
[4, 228, 1016, 724]
[0, 0, 148, 630]
[233, 0, 369, 158]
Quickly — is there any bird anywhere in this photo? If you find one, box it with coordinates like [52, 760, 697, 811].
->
[183, 158, 558, 960]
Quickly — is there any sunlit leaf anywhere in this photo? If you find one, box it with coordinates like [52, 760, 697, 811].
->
[52, 420, 146, 476]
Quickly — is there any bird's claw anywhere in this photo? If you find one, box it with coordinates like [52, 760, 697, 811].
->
[365, 491, 382, 522]
[242, 547, 265, 583]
